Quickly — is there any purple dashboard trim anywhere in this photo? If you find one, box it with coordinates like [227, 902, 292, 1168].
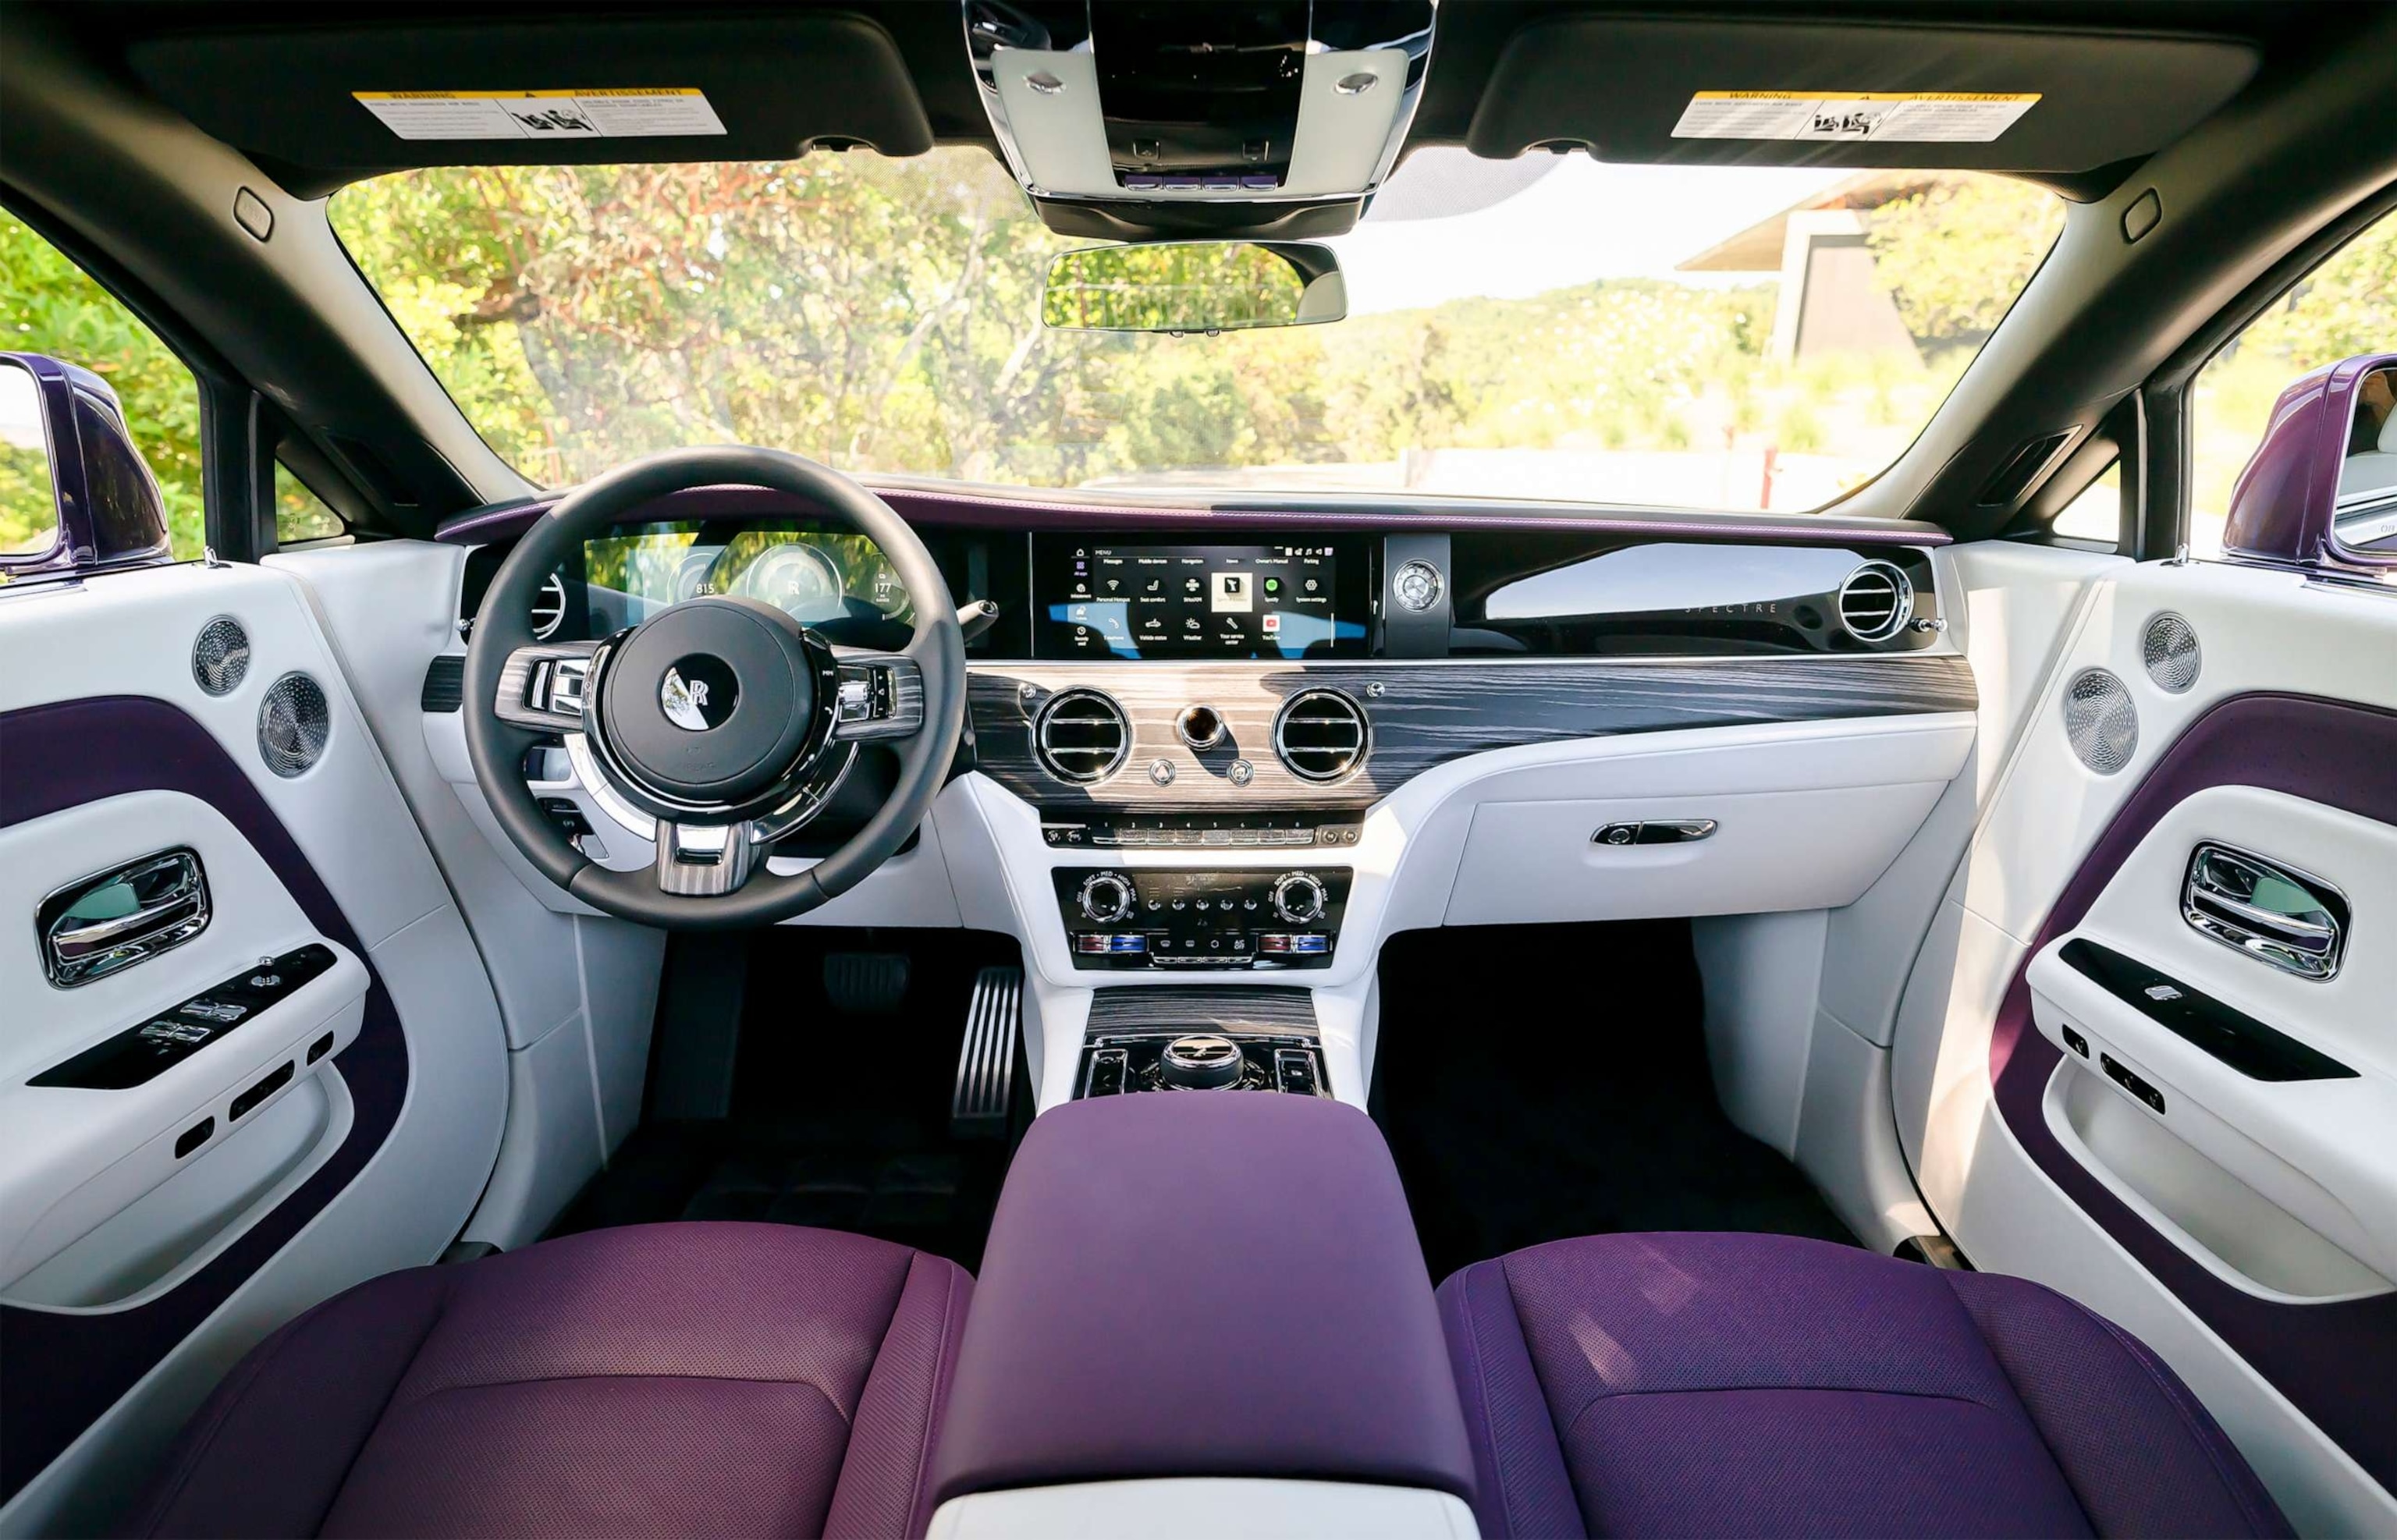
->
[2221, 351, 2397, 570]
[432, 483, 1951, 547]
[1988, 691, 2397, 1492]
[929, 1091, 1475, 1503]
[0, 696, 410, 1503]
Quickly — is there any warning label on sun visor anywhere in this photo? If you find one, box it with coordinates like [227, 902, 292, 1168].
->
[1671, 92, 2040, 143]
[353, 90, 727, 141]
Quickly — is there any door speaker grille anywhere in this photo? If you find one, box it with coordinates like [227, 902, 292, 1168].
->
[191, 616, 251, 696]
[2062, 668, 2138, 775]
[1273, 689, 1369, 782]
[2141, 612, 2201, 693]
[1033, 689, 1129, 783]
[257, 672, 332, 778]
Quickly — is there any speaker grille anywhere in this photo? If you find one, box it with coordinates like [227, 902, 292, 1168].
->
[257, 672, 331, 778]
[2141, 612, 2201, 693]
[191, 616, 251, 696]
[2063, 668, 2138, 775]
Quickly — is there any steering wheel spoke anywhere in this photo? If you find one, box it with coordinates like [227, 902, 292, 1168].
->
[655, 819, 758, 895]
[495, 640, 600, 733]
[828, 649, 926, 742]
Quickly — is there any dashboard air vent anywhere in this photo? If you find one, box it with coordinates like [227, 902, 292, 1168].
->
[1034, 689, 1129, 784]
[1835, 562, 1914, 642]
[531, 572, 567, 640]
[1273, 689, 1369, 783]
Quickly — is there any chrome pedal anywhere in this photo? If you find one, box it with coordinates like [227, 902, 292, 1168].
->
[952, 966, 1023, 1139]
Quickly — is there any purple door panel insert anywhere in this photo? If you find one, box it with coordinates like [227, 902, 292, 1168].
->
[1988, 691, 2397, 1491]
[0, 696, 410, 1503]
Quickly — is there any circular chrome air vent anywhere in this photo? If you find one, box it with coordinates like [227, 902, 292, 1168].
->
[2141, 612, 2201, 694]
[1835, 562, 1914, 642]
[2062, 668, 2139, 775]
[531, 572, 568, 640]
[1273, 688, 1369, 783]
[191, 615, 251, 696]
[1033, 688, 1129, 784]
[257, 672, 332, 779]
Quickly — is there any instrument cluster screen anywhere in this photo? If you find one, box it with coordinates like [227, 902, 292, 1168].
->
[1032, 536, 1369, 659]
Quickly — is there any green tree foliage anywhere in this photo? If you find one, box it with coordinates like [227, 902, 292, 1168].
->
[1863, 178, 2065, 353]
[2, 209, 204, 556]
[2192, 208, 2397, 520]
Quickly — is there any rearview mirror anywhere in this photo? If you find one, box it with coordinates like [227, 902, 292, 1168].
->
[1042, 242, 1347, 333]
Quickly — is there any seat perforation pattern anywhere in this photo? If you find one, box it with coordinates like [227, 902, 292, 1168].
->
[1440, 1233, 2290, 1538]
[128, 1223, 971, 1540]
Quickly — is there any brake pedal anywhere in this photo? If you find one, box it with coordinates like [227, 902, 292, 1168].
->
[952, 966, 1023, 1140]
[823, 952, 909, 1015]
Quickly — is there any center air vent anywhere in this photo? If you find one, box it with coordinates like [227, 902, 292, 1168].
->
[1273, 689, 1369, 783]
[1836, 562, 1915, 642]
[531, 572, 567, 640]
[1034, 689, 1129, 784]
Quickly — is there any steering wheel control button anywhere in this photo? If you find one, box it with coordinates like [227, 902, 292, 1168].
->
[660, 654, 740, 732]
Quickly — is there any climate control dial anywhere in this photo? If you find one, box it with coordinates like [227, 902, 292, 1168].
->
[1270, 871, 1328, 925]
[1077, 871, 1137, 925]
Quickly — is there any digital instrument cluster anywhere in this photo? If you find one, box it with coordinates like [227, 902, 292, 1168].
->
[581, 524, 913, 634]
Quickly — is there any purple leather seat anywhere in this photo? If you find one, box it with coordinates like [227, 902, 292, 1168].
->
[125, 1222, 970, 1538]
[1440, 1233, 2289, 1538]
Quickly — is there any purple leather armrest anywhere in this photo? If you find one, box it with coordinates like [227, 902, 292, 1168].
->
[929, 1092, 1475, 1503]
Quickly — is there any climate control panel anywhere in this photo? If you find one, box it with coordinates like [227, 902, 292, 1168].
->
[1052, 867, 1351, 970]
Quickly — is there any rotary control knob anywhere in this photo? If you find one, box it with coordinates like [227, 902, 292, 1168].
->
[1159, 1034, 1246, 1090]
[1078, 871, 1136, 924]
[1177, 703, 1226, 750]
[1270, 871, 1328, 924]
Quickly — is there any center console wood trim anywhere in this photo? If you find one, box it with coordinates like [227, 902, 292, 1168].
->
[969, 653, 1976, 808]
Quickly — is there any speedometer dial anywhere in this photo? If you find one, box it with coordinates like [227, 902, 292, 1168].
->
[733, 542, 847, 624]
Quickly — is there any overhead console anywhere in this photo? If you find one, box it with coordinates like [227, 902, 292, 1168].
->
[965, 0, 1435, 239]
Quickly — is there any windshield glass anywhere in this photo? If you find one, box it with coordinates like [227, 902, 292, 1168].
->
[332, 148, 2060, 512]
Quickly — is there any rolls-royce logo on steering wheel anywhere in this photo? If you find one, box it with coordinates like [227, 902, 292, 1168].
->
[660, 655, 740, 731]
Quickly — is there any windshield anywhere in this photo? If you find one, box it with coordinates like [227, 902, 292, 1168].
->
[332, 148, 2060, 512]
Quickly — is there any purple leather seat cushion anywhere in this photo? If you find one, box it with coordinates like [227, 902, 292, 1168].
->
[125, 1222, 970, 1539]
[1440, 1233, 2290, 1538]
[931, 1091, 1475, 1502]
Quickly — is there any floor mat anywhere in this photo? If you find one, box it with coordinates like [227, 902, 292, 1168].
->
[548, 930, 1022, 1272]
[1373, 920, 1859, 1283]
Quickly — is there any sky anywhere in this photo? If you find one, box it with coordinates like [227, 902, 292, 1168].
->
[1330, 150, 1851, 314]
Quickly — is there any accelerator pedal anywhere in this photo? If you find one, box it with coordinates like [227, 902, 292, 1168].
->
[823, 951, 910, 1015]
[952, 965, 1023, 1140]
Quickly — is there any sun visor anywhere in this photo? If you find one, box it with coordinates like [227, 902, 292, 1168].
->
[126, 16, 934, 197]
[1465, 18, 2257, 187]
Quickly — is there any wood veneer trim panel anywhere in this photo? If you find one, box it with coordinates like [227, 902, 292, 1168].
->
[968, 654, 1976, 809]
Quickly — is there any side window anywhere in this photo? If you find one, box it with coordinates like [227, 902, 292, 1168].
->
[2190, 206, 2397, 558]
[1, 208, 205, 559]
[275, 463, 345, 544]
[2051, 460, 2122, 544]
[0, 360, 58, 556]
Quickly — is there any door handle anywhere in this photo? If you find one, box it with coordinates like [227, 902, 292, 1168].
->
[2183, 843, 2346, 981]
[39, 849, 212, 987]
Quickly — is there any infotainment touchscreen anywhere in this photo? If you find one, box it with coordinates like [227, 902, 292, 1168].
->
[1032, 536, 1369, 659]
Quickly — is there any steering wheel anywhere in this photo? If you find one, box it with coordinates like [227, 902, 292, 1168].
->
[463, 447, 966, 929]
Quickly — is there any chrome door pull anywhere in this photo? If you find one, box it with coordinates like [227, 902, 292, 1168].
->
[2183, 843, 2346, 981]
[39, 849, 211, 987]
